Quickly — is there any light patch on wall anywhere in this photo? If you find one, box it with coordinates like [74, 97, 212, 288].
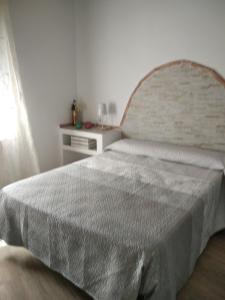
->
[0, 240, 7, 247]
[0, 76, 17, 140]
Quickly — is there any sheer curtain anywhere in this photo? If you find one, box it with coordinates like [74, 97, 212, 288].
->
[0, 0, 39, 188]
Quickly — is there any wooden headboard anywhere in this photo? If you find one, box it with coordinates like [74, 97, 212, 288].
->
[121, 60, 225, 152]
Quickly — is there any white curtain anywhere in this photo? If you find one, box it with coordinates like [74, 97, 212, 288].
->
[0, 0, 39, 188]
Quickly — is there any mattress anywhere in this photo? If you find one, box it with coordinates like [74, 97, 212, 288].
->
[0, 139, 225, 300]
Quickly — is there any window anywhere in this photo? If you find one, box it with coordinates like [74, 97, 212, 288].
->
[0, 0, 39, 187]
[0, 21, 17, 140]
[0, 71, 17, 140]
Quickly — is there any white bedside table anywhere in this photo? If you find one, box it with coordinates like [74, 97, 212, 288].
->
[59, 126, 121, 165]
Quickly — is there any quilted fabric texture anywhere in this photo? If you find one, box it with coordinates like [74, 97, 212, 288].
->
[0, 150, 224, 300]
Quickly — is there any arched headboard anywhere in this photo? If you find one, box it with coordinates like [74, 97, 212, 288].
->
[121, 60, 225, 152]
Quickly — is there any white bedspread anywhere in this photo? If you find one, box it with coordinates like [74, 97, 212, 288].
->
[0, 140, 225, 300]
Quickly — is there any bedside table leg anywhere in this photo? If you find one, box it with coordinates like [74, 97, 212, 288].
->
[59, 132, 64, 166]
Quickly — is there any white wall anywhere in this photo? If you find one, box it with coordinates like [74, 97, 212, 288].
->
[9, 0, 76, 171]
[7, 0, 225, 170]
[75, 0, 225, 126]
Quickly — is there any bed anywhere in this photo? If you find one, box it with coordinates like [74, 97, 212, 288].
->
[1, 60, 225, 300]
